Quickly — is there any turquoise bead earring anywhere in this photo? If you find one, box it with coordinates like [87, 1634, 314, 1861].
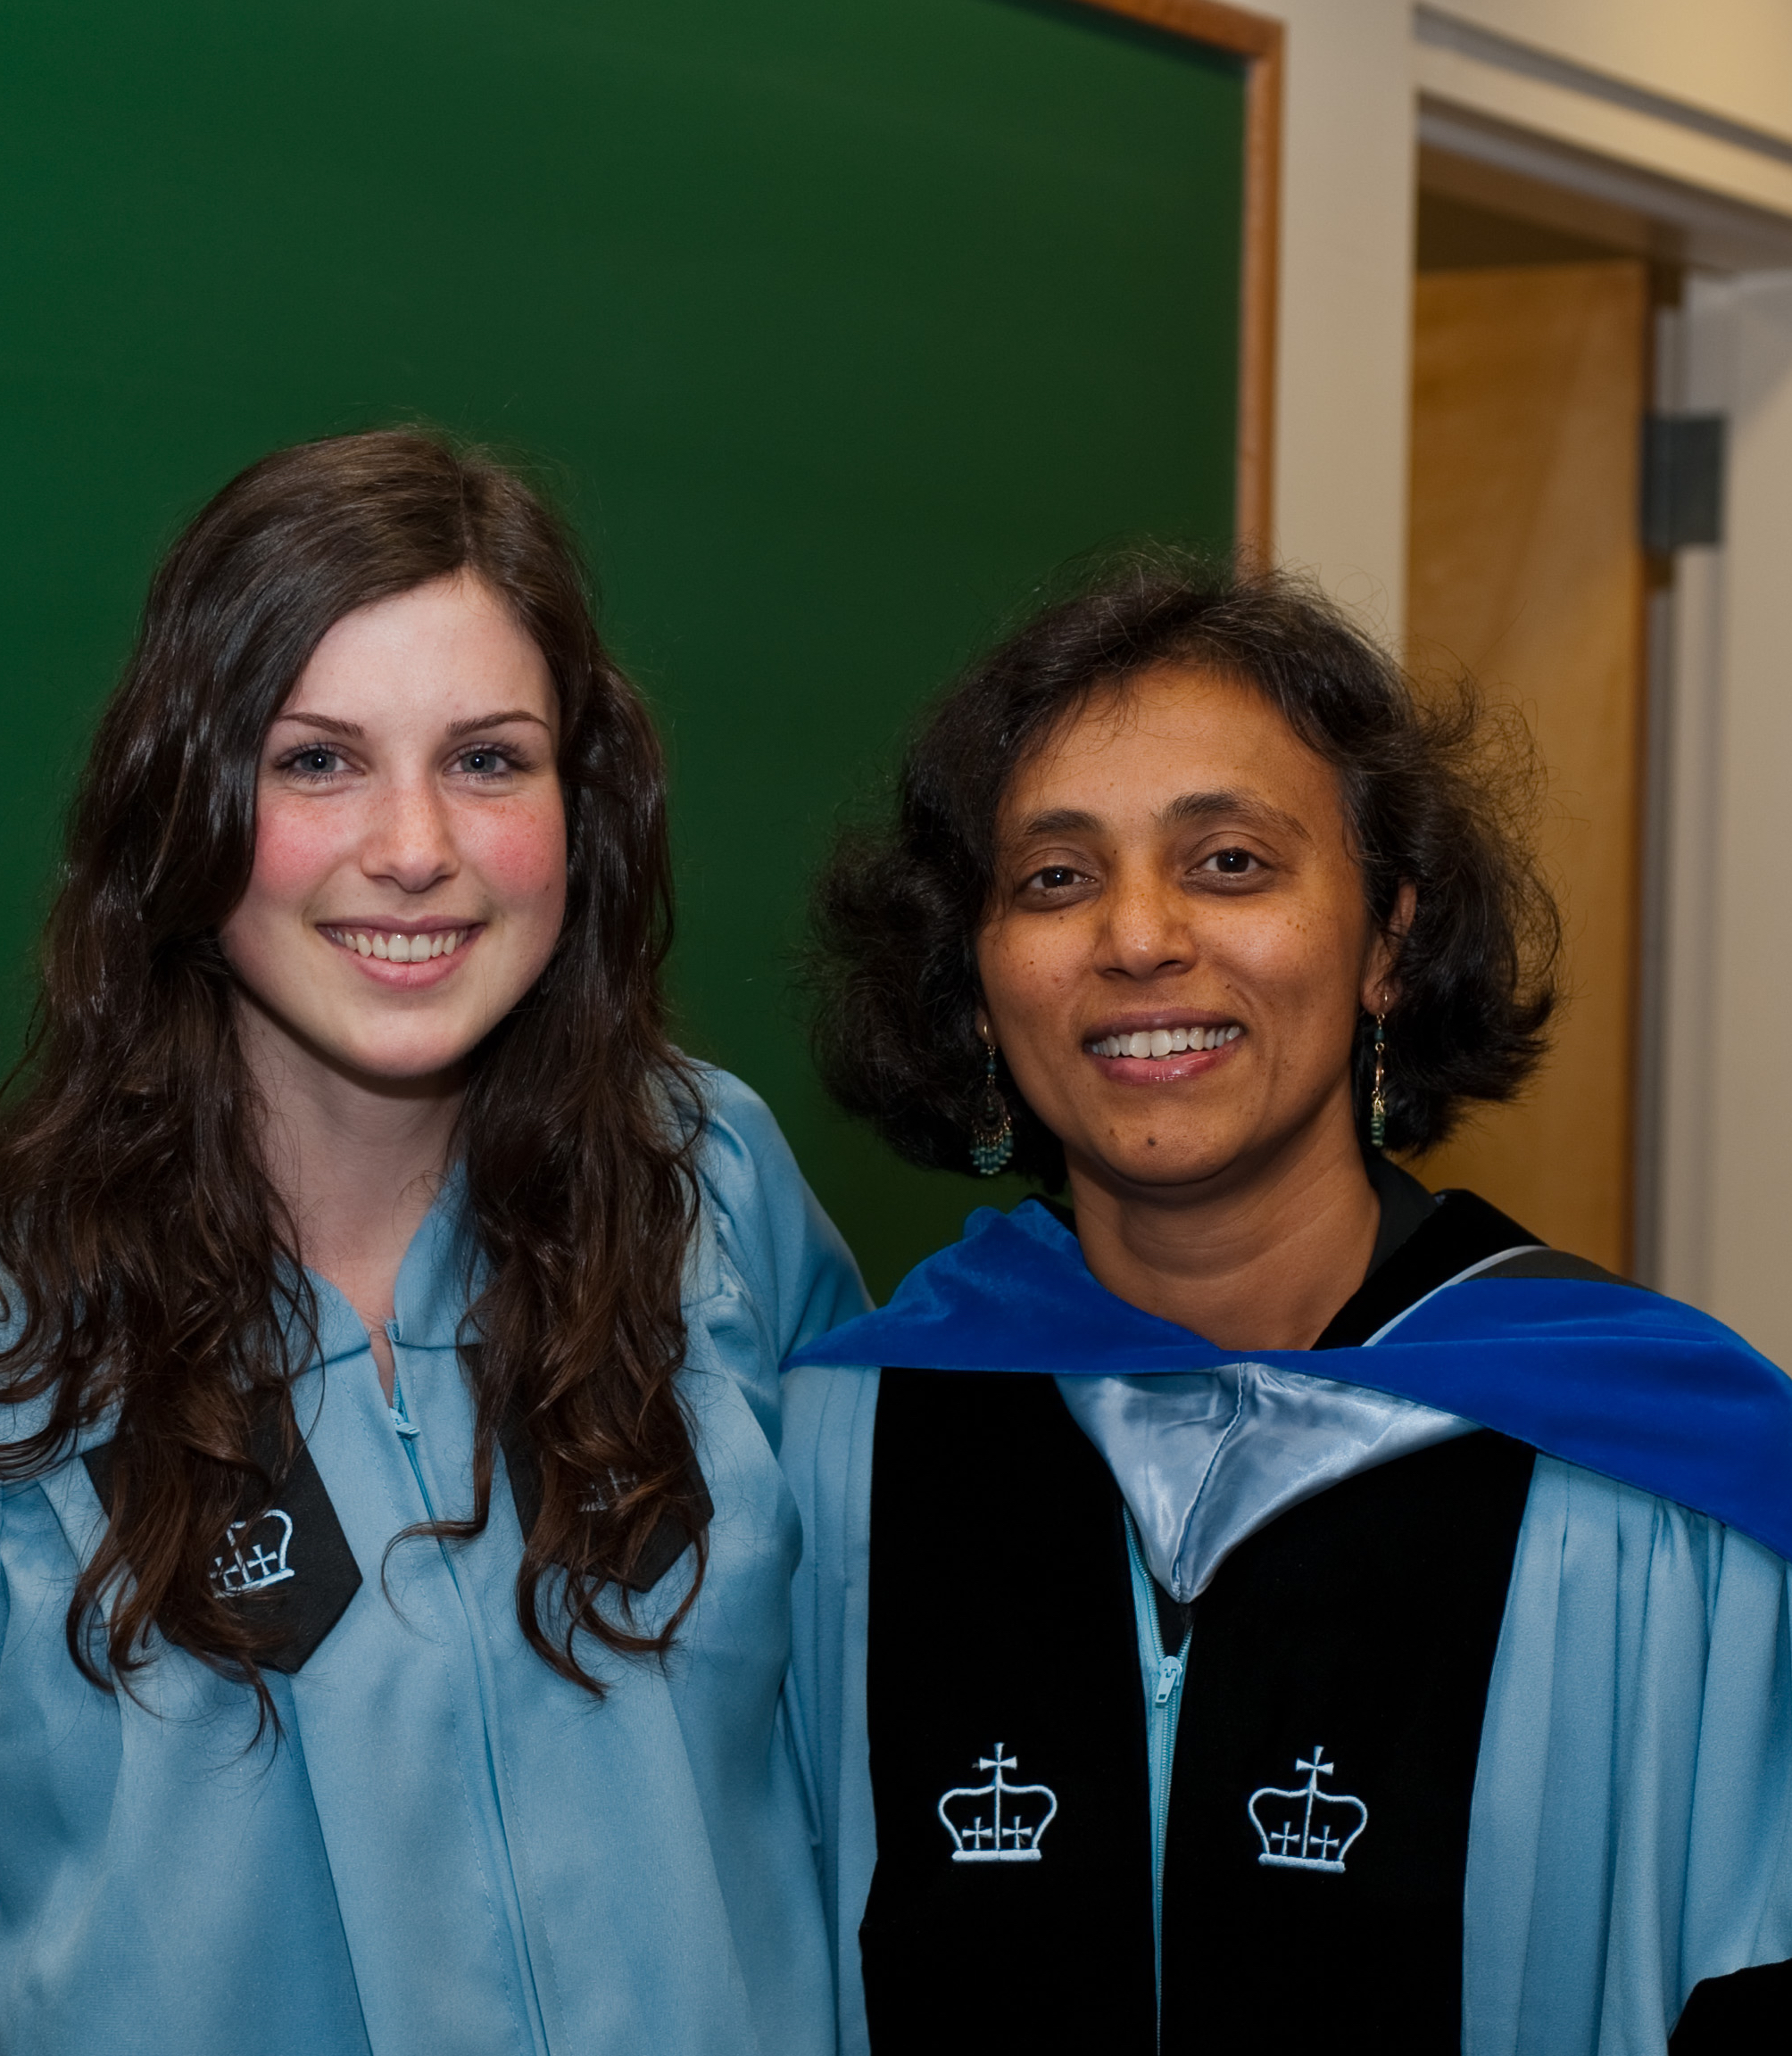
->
[969, 1043, 1014, 1176]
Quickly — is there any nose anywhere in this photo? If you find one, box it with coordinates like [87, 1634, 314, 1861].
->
[1099, 865, 1191, 981]
[360, 774, 459, 896]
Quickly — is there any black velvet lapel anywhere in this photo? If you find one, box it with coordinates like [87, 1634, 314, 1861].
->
[1157, 1430, 1537, 2052]
[1315, 1187, 1545, 1347]
[455, 1336, 711, 1596]
[1671, 1955, 1792, 2049]
[82, 1405, 361, 1675]
[496, 1402, 713, 1594]
[1140, 1185, 1548, 2046]
[862, 1369, 1157, 2055]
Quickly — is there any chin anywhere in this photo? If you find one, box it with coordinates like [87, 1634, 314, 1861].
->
[328, 1025, 482, 1085]
[1076, 1142, 1223, 1191]
[1121, 1155, 1227, 1190]
[1094, 1123, 1249, 1190]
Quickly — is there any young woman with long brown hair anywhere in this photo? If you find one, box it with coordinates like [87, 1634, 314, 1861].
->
[0, 430, 864, 2056]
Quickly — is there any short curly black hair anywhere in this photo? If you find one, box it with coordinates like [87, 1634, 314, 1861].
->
[808, 554, 1560, 1183]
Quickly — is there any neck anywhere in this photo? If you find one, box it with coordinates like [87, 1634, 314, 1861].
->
[1065, 1102, 1381, 1352]
[236, 994, 465, 1331]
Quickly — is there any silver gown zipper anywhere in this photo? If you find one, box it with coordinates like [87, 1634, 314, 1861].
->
[1125, 1510, 1191, 2037]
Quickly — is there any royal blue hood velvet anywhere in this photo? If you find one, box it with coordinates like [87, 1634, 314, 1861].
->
[785, 1198, 1792, 1565]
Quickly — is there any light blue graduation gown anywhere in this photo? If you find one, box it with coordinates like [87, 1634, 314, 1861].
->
[0, 1068, 868, 2056]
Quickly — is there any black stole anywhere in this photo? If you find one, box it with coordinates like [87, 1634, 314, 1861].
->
[860, 1369, 1157, 2050]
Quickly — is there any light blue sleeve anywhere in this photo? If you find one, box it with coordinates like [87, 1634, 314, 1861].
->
[683, 1070, 875, 2052]
[1466, 1455, 1792, 2054]
[687, 1067, 870, 1446]
[782, 1361, 880, 2056]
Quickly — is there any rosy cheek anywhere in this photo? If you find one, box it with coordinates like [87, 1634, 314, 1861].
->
[469, 795, 568, 917]
[245, 795, 351, 903]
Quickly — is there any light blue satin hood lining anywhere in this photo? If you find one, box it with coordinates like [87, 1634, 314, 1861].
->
[1057, 1365, 1475, 1602]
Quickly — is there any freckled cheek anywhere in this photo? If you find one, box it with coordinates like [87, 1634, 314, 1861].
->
[983, 923, 1079, 1002]
[1214, 903, 1348, 991]
[466, 800, 568, 923]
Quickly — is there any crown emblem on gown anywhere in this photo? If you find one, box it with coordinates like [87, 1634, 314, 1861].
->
[1247, 1745, 1368, 1873]
[210, 1509, 296, 1597]
[937, 1744, 1058, 1862]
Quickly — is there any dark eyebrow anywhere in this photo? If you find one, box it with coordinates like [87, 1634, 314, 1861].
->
[444, 709, 554, 738]
[269, 712, 364, 738]
[1013, 792, 1314, 844]
[1015, 807, 1104, 838]
[1161, 790, 1314, 844]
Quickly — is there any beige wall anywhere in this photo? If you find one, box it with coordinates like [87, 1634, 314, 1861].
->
[1666, 277, 1792, 1359]
[1437, 0, 1792, 149]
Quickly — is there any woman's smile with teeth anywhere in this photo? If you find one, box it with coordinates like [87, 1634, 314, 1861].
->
[321, 925, 474, 963]
[1090, 1024, 1243, 1057]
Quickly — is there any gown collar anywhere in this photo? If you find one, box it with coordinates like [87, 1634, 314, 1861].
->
[303, 1165, 481, 1367]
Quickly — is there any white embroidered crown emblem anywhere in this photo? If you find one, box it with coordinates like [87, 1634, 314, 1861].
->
[1247, 1745, 1368, 1874]
[937, 1743, 1058, 1862]
[210, 1509, 296, 1597]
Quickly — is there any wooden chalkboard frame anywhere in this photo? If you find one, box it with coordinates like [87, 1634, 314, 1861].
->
[1075, 0, 1282, 559]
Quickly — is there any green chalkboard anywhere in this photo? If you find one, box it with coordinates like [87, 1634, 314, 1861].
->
[0, 0, 1242, 1297]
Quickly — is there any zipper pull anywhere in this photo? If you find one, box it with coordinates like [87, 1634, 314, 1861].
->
[389, 1367, 420, 1439]
[1154, 1652, 1184, 1707]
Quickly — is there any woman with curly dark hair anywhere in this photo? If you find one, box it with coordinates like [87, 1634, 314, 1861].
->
[0, 430, 864, 2056]
[782, 560, 1792, 2056]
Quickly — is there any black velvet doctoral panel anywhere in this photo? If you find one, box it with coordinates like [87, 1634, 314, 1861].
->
[861, 1366, 1533, 2056]
[1670, 1955, 1792, 2050]
[861, 1368, 1157, 2055]
[1157, 1430, 1537, 2052]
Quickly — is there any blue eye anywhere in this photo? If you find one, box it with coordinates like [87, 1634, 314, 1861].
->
[282, 747, 344, 780]
[457, 748, 512, 778]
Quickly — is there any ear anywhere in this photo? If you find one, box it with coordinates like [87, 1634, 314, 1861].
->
[1361, 880, 1416, 1013]
[973, 1007, 992, 1048]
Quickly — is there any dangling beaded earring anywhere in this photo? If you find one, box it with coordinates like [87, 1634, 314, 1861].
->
[1369, 1013, 1389, 1150]
[969, 1044, 1015, 1176]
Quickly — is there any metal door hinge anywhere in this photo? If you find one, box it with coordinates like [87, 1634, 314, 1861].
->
[1641, 413, 1726, 551]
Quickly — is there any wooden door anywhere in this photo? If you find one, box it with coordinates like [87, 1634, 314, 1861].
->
[1406, 261, 1648, 1273]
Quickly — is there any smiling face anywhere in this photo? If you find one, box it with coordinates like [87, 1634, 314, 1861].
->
[975, 665, 1402, 1205]
[218, 572, 568, 1091]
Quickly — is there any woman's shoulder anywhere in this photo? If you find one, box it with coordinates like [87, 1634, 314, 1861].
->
[1522, 1449, 1790, 1603]
[676, 1064, 868, 1392]
[684, 1063, 799, 1194]
[683, 1063, 823, 1269]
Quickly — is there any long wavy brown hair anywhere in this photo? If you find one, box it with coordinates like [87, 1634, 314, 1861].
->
[0, 429, 706, 1717]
